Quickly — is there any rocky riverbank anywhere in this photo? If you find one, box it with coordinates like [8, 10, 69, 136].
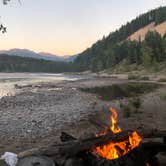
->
[0, 76, 165, 160]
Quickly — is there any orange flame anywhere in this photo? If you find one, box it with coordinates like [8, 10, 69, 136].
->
[93, 107, 142, 160]
[110, 107, 121, 133]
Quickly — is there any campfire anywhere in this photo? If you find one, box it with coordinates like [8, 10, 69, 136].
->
[93, 107, 142, 160]
[5, 107, 166, 166]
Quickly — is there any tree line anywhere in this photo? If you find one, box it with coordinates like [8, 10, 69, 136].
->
[0, 54, 76, 73]
[74, 6, 166, 72]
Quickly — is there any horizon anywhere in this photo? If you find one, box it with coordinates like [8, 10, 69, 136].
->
[0, 0, 166, 56]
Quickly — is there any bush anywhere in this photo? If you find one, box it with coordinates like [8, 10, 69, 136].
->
[128, 75, 150, 81]
[160, 94, 166, 100]
[128, 75, 140, 80]
[158, 78, 166, 82]
[81, 83, 158, 101]
[140, 76, 150, 80]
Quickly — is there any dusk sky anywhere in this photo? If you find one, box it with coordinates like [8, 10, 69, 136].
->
[0, 0, 166, 56]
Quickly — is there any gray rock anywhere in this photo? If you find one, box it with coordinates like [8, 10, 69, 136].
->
[17, 156, 55, 166]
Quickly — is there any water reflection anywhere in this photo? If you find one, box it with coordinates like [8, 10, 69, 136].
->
[0, 73, 84, 98]
[0, 84, 15, 98]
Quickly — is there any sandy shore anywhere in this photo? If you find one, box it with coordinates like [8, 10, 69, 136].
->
[0, 76, 166, 164]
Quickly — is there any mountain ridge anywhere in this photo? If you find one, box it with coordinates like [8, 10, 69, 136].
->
[0, 49, 77, 62]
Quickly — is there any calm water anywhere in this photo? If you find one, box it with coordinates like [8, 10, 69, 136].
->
[0, 73, 83, 98]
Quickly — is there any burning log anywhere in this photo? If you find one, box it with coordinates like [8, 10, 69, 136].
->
[82, 142, 166, 166]
[16, 108, 166, 166]
[17, 130, 133, 159]
[16, 129, 166, 165]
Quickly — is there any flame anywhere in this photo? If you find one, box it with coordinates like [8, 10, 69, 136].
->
[93, 107, 142, 160]
[110, 107, 121, 133]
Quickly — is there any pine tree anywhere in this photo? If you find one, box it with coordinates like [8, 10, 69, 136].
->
[141, 42, 153, 68]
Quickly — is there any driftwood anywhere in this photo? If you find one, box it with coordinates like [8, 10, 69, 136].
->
[17, 129, 166, 165]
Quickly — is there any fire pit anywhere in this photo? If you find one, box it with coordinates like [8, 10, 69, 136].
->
[92, 108, 142, 161]
[7, 108, 166, 166]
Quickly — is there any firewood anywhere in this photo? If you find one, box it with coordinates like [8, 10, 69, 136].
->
[17, 130, 166, 165]
[18, 130, 133, 159]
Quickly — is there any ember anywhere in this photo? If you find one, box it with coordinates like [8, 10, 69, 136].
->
[93, 107, 142, 160]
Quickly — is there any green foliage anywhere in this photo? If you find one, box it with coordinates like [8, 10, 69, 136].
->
[160, 94, 166, 100]
[81, 83, 158, 101]
[120, 97, 142, 118]
[0, 54, 76, 73]
[158, 78, 166, 82]
[141, 42, 153, 67]
[128, 75, 140, 80]
[128, 75, 150, 80]
[74, 6, 166, 72]
[140, 76, 150, 80]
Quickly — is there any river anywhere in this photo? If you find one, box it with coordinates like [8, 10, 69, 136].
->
[0, 73, 83, 98]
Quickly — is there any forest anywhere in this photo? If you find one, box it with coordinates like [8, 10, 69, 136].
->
[74, 6, 166, 72]
[0, 54, 75, 73]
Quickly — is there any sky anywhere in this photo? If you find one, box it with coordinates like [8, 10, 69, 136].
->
[0, 0, 166, 56]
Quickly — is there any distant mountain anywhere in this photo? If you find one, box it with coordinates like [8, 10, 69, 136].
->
[0, 49, 77, 62]
[39, 52, 67, 61]
[0, 49, 43, 59]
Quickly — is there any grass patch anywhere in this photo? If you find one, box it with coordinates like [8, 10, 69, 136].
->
[128, 75, 140, 80]
[139, 76, 150, 80]
[160, 94, 166, 100]
[158, 78, 166, 82]
[120, 98, 142, 118]
[128, 75, 150, 81]
[80, 83, 159, 101]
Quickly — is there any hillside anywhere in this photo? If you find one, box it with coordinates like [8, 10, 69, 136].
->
[74, 6, 166, 72]
[128, 21, 166, 41]
[0, 54, 75, 73]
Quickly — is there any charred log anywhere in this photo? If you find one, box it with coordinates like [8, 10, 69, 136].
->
[17, 130, 166, 166]
[65, 142, 165, 166]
